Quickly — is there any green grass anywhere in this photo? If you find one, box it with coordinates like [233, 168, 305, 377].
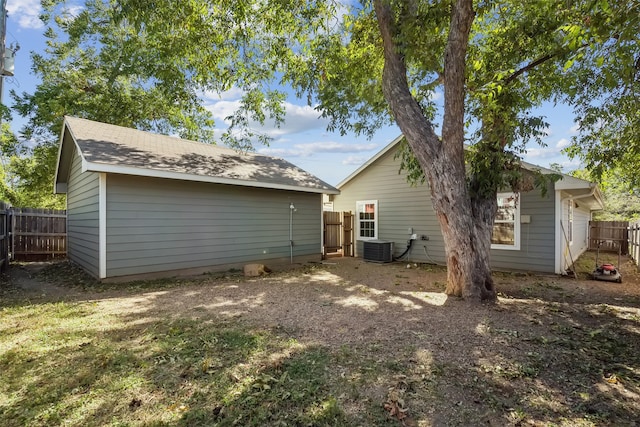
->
[0, 300, 368, 427]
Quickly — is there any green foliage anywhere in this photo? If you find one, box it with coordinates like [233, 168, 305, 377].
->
[14, 1, 216, 144]
[561, 1, 640, 187]
[394, 137, 425, 186]
[25, 1, 633, 199]
[572, 168, 640, 221]
[6, 0, 233, 208]
[0, 124, 64, 208]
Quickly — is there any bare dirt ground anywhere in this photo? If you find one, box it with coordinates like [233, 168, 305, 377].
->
[2, 252, 640, 426]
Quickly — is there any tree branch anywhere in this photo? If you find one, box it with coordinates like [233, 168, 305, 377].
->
[503, 53, 554, 86]
[441, 0, 474, 158]
[504, 42, 590, 86]
[372, 0, 440, 158]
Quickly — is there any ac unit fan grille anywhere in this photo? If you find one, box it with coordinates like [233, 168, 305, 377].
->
[363, 240, 393, 263]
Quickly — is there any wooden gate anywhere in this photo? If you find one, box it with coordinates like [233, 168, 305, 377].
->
[589, 220, 629, 254]
[11, 207, 67, 261]
[323, 211, 353, 258]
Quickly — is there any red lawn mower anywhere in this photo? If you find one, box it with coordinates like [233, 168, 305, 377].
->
[591, 242, 623, 283]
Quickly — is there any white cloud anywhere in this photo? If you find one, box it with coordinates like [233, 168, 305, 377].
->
[342, 155, 368, 166]
[207, 99, 241, 123]
[201, 87, 245, 101]
[522, 146, 560, 160]
[7, 0, 43, 29]
[258, 141, 379, 158]
[57, 5, 86, 25]
[429, 90, 443, 101]
[8, 1, 84, 30]
[569, 123, 580, 134]
[205, 99, 330, 137]
[555, 138, 570, 149]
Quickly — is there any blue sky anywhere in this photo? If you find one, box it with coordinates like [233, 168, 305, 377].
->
[4, 0, 582, 186]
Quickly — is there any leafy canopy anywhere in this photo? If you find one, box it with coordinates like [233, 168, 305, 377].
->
[9, 0, 638, 207]
[561, 1, 639, 187]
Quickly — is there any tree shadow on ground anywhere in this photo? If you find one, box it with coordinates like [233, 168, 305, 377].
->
[1, 258, 639, 425]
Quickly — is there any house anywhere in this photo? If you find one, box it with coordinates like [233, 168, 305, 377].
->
[329, 136, 603, 275]
[54, 116, 339, 280]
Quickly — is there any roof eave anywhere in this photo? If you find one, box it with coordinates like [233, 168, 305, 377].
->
[53, 118, 69, 194]
[85, 162, 340, 195]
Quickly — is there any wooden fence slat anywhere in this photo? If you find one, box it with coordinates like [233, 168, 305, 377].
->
[589, 220, 629, 254]
[9, 207, 67, 261]
[322, 211, 354, 258]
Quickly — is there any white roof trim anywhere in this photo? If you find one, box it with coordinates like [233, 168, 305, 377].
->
[84, 161, 339, 194]
[336, 134, 602, 209]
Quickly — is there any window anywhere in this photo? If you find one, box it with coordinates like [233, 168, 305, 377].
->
[356, 200, 378, 240]
[567, 200, 574, 243]
[491, 193, 520, 250]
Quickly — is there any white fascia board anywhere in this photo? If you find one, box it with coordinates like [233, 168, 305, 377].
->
[84, 161, 339, 195]
[554, 176, 595, 191]
[54, 117, 88, 194]
[80, 157, 91, 173]
[521, 161, 595, 191]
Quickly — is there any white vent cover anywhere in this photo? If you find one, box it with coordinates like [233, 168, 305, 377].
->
[363, 240, 393, 263]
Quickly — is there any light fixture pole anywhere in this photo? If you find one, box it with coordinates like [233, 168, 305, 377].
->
[289, 203, 295, 263]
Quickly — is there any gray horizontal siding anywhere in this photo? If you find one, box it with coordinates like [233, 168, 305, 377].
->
[105, 175, 321, 277]
[333, 147, 446, 264]
[66, 151, 100, 277]
[490, 188, 555, 273]
[334, 146, 558, 273]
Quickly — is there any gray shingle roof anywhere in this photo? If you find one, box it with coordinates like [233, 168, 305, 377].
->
[58, 116, 338, 194]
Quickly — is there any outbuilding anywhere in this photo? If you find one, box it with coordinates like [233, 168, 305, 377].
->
[54, 116, 339, 280]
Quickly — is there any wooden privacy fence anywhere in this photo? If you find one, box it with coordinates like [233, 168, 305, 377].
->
[323, 211, 354, 258]
[630, 221, 640, 268]
[589, 220, 629, 254]
[10, 207, 67, 261]
[0, 202, 10, 271]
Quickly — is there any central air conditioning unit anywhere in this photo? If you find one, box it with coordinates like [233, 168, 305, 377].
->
[363, 240, 393, 263]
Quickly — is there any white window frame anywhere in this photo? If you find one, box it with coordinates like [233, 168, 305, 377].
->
[356, 200, 378, 241]
[491, 192, 521, 251]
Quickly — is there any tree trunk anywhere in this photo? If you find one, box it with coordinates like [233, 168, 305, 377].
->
[374, 0, 497, 302]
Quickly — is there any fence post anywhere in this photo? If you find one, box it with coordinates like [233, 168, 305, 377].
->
[630, 221, 640, 271]
[0, 201, 7, 272]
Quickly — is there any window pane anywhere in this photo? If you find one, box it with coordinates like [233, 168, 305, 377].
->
[491, 223, 515, 245]
[496, 196, 516, 220]
[495, 206, 516, 221]
[357, 200, 377, 239]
